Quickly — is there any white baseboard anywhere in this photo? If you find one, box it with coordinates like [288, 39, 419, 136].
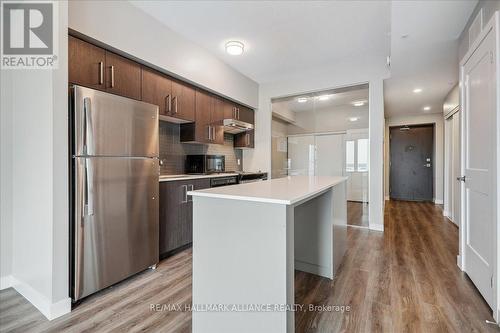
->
[434, 199, 444, 205]
[456, 255, 463, 271]
[384, 196, 390, 201]
[443, 210, 450, 217]
[295, 260, 332, 279]
[0, 275, 13, 290]
[369, 223, 384, 232]
[11, 276, 71, 320]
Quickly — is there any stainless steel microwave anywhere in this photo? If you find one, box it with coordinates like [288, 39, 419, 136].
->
[185, 155, 225, 174]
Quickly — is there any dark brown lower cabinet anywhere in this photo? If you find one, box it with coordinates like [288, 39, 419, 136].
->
[159, 178, 211, 256]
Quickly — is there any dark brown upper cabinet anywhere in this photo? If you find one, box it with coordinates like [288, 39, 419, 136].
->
[234, 130, 255, 149]
[142, 67, 172, 116]
[180, 90, 223, 144]
[69, 36, 141, 100]
[238, 106, 254, 124]
[69, 36, 106, 91]
[171, 80, 195, 122]
[105, 51, 142, 100]
[234, 107, 255, 148]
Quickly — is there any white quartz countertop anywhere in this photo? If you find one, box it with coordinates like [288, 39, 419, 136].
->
[187, 175, 347, 205]
[159, 173, 239, 182]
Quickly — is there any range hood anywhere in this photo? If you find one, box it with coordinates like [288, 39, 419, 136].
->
[222, 118, 254, 134]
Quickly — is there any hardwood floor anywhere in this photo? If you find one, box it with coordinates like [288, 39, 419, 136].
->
[1, 201, 498, 332]
[347, 201, 369, 228]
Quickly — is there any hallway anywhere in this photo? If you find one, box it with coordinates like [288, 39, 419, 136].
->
[296, 200, 499, 332]
[1, 201, 498, 332]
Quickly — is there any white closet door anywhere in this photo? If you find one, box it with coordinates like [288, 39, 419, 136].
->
[462, 24, 496, 309]
[287, 135, 315, 176]
[315, 134, 344, 177]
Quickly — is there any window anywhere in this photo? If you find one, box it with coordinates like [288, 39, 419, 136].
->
[345, 138, 369, 172]
[346, 141, 355, 172]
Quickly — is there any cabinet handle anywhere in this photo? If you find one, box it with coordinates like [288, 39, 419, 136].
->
[188, 184, 194, 202]
[233, 107, 236, 119]
[237, 108, 240, 120]
[246, 133, 250, 146]
[173, 96, 178, 114]
[212, 126, 216, 141]
[165, 95, 171, 114]
[181, 185, 188, 203]
[98, 62, 103, 85]
[110, 65, 115, 88]
[207, 125, 211, 140]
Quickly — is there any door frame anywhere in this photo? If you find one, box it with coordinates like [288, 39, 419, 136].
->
[458, 11, 499, 320]
[388, 123, 435, 202]
[443, 108, 460, 225]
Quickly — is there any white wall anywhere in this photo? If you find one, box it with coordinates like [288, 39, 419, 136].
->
[384, 113, 444, 203]
[68, 0, 258, 108]
[244, 55, 389, 230]
[287, 105, 369, 135]
[0, 0, 70, 320]
[1, 71, 13, 289]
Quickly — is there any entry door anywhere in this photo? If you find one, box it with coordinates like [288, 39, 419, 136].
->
[389, 125, 433, 201]
[462, 26, 496, 309]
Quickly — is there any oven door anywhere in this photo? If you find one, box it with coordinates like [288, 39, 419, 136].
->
[205, 155, 225, 173]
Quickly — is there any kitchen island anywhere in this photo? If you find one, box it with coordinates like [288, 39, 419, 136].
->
[188, 176, 347, 333]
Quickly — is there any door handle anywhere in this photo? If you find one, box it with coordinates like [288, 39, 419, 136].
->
[457, 176, 466, 182]
[98, 61, 104, 85]
[110, 65, 115, 88]
[83, 97, 93, 155]
[84, 158, 94, 216]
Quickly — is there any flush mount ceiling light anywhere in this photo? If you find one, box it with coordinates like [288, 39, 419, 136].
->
[297, 97, 308, 103]
[352, 101, 365, 107]
[413, 88, 423, 93]
[349, 117, 359, 122]
[423, 106, 431, 111]
[317, 95, 330, 101]
[225, 41, 244, 55]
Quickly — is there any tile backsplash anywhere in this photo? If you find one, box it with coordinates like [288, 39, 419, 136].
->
[159, 121, 243, 175]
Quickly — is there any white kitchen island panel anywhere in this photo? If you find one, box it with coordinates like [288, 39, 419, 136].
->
[189, 176, 347, 333]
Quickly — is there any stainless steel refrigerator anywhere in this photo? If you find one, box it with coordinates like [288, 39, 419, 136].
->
[70, 85, 159, 301]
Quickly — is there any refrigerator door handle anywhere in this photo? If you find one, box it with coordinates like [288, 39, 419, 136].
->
[84, 158, 94, 216]
[83, 97, 94, 155]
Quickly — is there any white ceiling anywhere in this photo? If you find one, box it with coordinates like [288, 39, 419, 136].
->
[384, 0, 476, 117]
[130, 0, 477, 118]
[272, 87, 369, 113]
[130, 0, 391, 83]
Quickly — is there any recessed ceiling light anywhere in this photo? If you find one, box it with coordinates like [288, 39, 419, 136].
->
[297, 97, 308, 103]
[413, 88, 422, 93]
[318, 95, 330, 101]
[352, 101, 365, 107]
[423, 106, 431, 111]
[225, 41, 244, 56]
[349, 117, 359, 122]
